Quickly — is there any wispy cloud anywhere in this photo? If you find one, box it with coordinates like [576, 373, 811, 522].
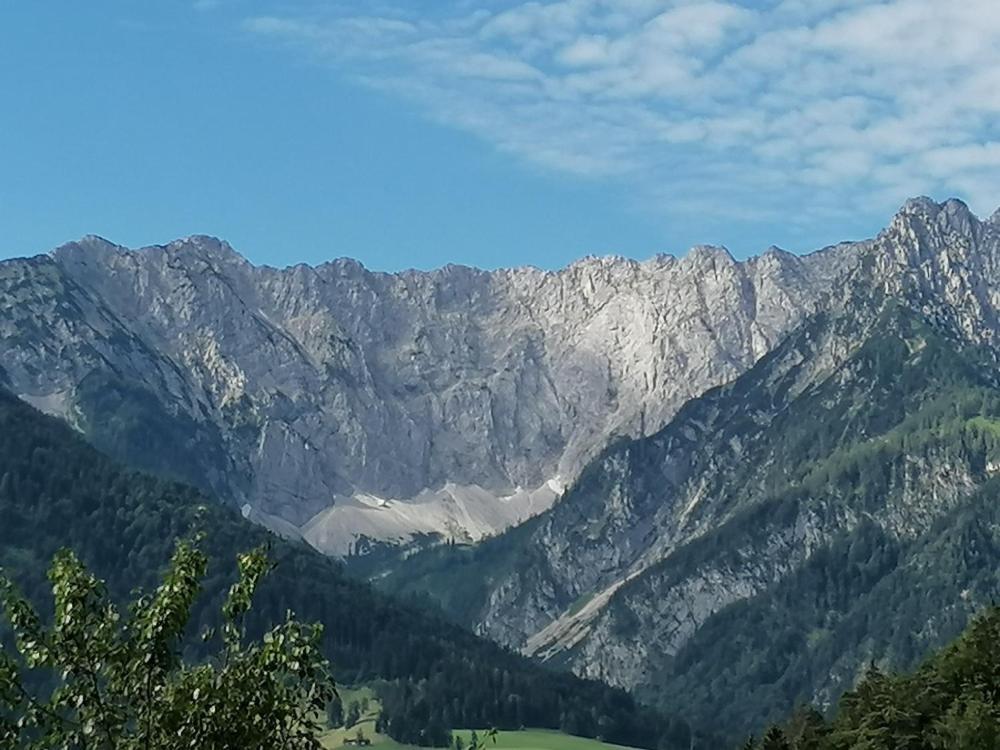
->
[243, 0, 1000, 241]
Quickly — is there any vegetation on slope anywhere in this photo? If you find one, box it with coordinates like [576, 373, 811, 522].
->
[744, 605, 1000, 748]
[621, 315, 1000, 733]
[0, 388, 706, 750]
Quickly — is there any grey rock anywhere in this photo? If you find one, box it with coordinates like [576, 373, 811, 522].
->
[0, 230, 853, 554]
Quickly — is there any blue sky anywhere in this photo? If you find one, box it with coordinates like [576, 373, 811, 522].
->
[2, 1, 998, 270]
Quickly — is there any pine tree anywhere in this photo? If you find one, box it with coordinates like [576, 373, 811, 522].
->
[346, 701, 361, 728]
[760, 726, 790, 750]
[784, 705, 826, 749]
[328, 696, 344, 728]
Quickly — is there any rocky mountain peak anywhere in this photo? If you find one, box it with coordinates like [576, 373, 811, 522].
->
[166, 234, 242, 258]
[684, 244, 735, 266]
[52, 234, 119, 258]
[897, 195, 943, 216]
[562, 254, 640, 280]
[889, 196, 980, 237]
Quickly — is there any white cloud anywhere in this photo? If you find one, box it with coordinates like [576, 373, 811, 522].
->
[244, 0, 1000, 239]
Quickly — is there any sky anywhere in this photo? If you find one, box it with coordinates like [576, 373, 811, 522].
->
[1, 1, 999, 271]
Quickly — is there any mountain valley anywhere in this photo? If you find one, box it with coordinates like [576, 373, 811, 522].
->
[5, 197, 1000, 740]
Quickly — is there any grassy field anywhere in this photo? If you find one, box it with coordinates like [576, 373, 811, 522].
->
[453, 730, 637, 750]
[319, 687, 638, 750]
[319, 686, 406, 750]
[322, 727, 638, 750]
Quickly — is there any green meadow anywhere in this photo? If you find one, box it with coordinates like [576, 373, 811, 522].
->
[320, 687, 637, 750]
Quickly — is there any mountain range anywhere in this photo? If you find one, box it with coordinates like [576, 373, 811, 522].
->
[0, 225, 850, 554]
[4, 196, 1000, 738]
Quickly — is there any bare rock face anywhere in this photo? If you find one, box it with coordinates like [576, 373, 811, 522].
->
[0, 229, 852, 554]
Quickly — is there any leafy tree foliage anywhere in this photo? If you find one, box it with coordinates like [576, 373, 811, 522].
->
[0, 539, 334, 749]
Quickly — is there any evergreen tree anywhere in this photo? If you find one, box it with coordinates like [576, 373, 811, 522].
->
[327, 696, 344, 728]
[346, 701, 361, 728]
[784, 705, 825, 749]
[760, 726, 790, 750]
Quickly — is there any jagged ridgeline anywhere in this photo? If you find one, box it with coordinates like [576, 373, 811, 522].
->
[0, 231, 851, 555]
[371, 199, 1000, 737]
[0, 388, 712, 750]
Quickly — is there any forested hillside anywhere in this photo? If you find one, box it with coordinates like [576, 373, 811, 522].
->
[0, 388, 707, 750]
[746, 606, 1000, 748]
